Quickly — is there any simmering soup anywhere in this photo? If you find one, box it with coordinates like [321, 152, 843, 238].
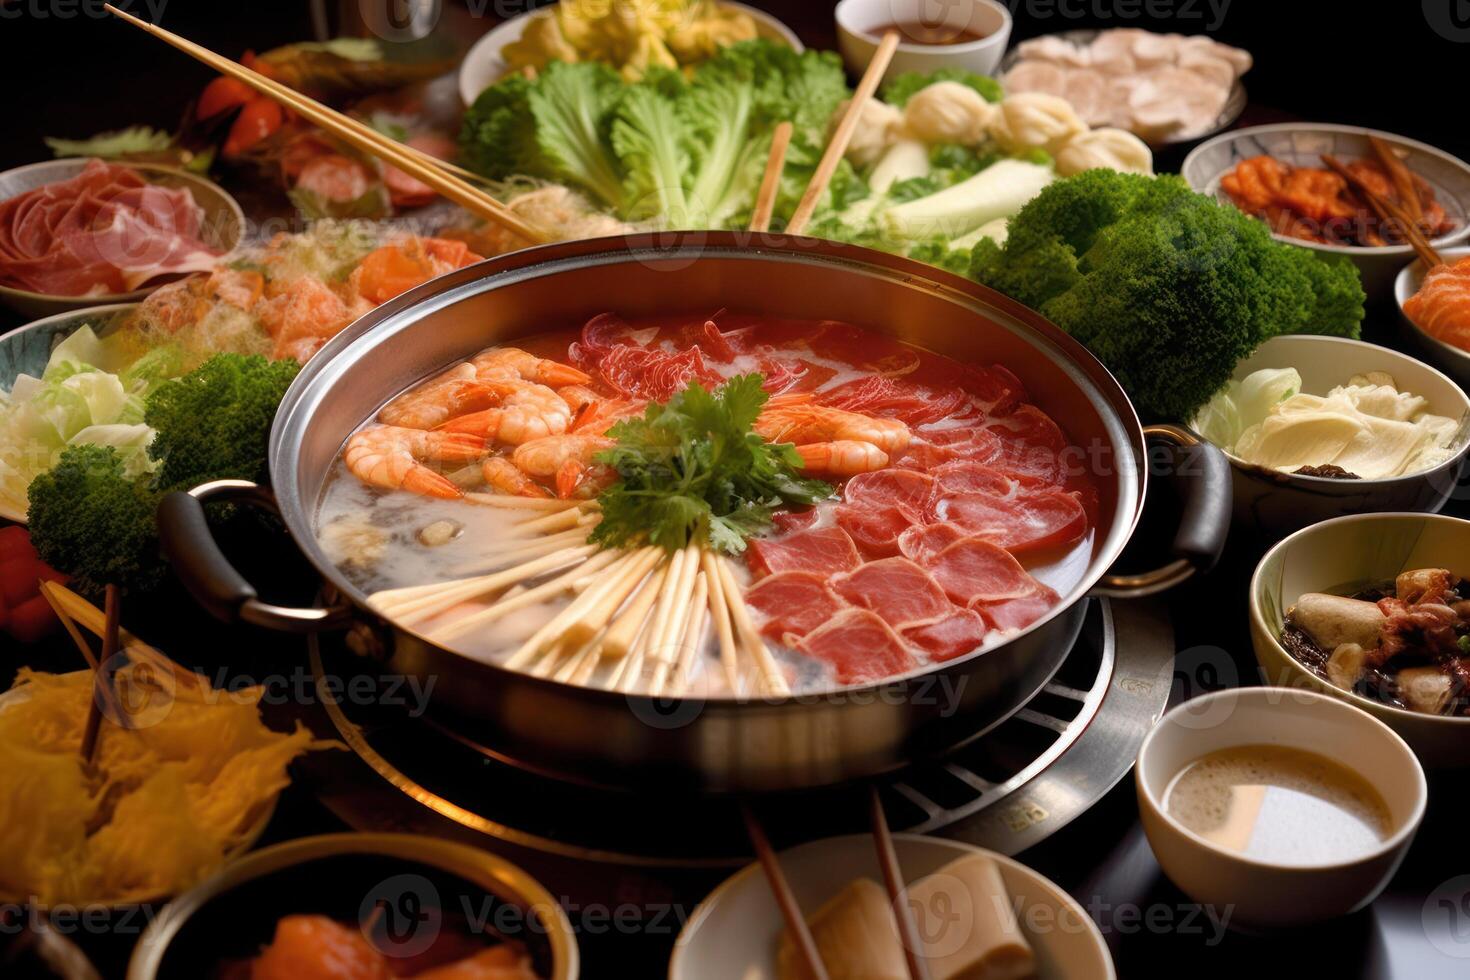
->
[315, 312, 1099, 698]
[1164, 744, 1392, 865]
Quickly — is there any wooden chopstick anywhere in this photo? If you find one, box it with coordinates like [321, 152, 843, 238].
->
[1368, 135, 1424, 226]
[742, 804, 830, 980]
[870, 787, 931, 980]
[1321, 154, 1442, 268]
[79, 585, 122, 765]
[749, 121, 793, 233]
[103, 4, 547, 244]
[786, 32, 901, 236]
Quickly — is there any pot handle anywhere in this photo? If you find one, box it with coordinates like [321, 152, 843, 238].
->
[1092, 424, 1232, 599]
[157, 479, 354, 632]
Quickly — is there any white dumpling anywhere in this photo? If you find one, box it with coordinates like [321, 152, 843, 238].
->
[834, 97, 904, 167]
[903, 81, 996, 146]
[987, 93, 1088, 154]
[1055, 128, 1154, 176]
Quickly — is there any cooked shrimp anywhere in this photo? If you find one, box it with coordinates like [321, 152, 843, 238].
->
[557, 384, 603, 413]
[755, 404, 911, 455]
[511, 434, 615, 477]
[794, 440, 889, 476]
[344, 426, 486, 499]
[378, 364, 501, 429]
[472, 347, 590, 388]
[571, 396, 646, 435]
[482, 457, 552, 498]
[435, 381, 572, 444]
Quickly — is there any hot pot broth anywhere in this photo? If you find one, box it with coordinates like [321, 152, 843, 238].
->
[314, 312, 1099, 697]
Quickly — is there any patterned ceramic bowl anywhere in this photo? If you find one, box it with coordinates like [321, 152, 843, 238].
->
[1182, 123, 1470, 298]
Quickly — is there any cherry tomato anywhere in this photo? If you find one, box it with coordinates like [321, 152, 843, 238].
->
[197, 76, 254, 119]
[223, 99, 285, 157]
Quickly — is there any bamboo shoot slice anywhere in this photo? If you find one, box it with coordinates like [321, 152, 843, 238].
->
[657, 571, 708, 696]
[701, 550, 742, 695]
[715, 557, 790, 697]
[600, 560, 670, 659]
[561, 547, 662, 648]
[464, 493, 586, 511]
[504, 550, 636, 669]
[370, 544, 597, 622]
[430, 548, 620, 641]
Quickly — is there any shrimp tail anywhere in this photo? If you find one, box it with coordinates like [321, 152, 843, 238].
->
[436, 409, 503, 440]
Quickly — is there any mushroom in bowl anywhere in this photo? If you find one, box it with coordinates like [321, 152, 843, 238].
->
[1250, 512, 1470, 767]
[1188, 334, 1470, 536]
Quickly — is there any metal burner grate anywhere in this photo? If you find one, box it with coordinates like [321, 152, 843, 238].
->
[298, 596, 1174, 870]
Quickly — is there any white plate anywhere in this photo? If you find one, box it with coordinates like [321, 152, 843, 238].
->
[670, 833, 1114, 980]
[458, 2, 804, 107]
[1394, 246, 1470, 389]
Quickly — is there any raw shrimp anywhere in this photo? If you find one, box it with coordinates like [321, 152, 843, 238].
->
[794, 440, 889, 475]
[344, 425, 486, 499]
[378, 364, 502, 429]
[472, 347, 590, 388]
[482, 457, 552, 498]
[435, 381, 573, 445]
[755, 404, 911, 455]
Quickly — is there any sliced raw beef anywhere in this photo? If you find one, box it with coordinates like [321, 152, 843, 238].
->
[934, 490, 1087, 553]
[931, 461, 1047, 499]
[597, 344, 724, 401]
[831, 557, 953, 628]
[975, 586, 1060, 633]
[984, 405, 1070, 485]
[843, 469, 935, 521]
[898, 522, 968, 564]
[903, 609, 990, 662]
[799, 608, 920, 684]
[747, 527, 861, 579]
[745, 572, 847, 642]
[0, 159, 220, 296]
[896, 426, 1004, 470]
[816, 376, 967, 426]
[771, 508, 820, 533]
[924, 538, 1042, 605]
[835, 505, 914, 559]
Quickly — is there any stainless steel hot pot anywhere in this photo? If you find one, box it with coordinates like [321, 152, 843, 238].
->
[159, 234, 1230, 793]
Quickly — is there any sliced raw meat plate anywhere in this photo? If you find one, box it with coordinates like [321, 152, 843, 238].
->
[931, 461, 1046, 499]
[903, 609, 990, 662]
[984, 406, 1069, 484]
[835, 505, 913, 559]
[935, 490, 1087, 553]
[924, 538, 1041, 605]
[843, 469, 935, 521]
[975, 586, 1060, 633]
[898, 522, 967, 564]
[831, 557, 953, 628]
[745, 572, 847, 642]
[799, 609, 920, 684]
[771, 508, 819, 533]
[747, 526, 861, 579]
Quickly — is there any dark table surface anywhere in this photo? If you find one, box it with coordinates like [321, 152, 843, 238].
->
[4, 2, 1470, 978]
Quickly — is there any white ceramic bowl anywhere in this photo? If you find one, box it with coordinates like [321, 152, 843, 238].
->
[1188, 334, 1470, 536]
[1181, 123, 1470, 298]
[670, 833, 1113, 980]
[1394, 245, 1470, 389]
[835, 0, 1012, 82]
[1250, 511, 1470, 767]
[458, 2, 804, 106]
[0, 159, 242, 319]
[1137, 687, 1427, 929]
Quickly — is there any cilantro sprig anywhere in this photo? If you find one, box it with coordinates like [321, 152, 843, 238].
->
[589, 374, 832, 555]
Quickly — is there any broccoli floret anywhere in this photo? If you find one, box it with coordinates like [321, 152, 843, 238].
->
[973, 171, 1366, 420]
[143, 354, 300, 492]
[27, 445, 165, 597]
[906, 240, 972, 277]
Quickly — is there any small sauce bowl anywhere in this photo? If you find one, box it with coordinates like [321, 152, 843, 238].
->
[835, 0, 1012, 81]
[1136, 687, 1426, 930]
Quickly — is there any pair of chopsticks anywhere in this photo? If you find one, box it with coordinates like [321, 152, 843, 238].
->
[742, 785, 932, 980]
[103, 4, 548, 245]
[1321, 139, 1443, 269]
[39, 583, 124, 765]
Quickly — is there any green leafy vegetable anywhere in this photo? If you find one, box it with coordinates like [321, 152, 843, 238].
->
[969, 170, 1366, 420]
[881, 68, 1003, 108]
[45, 126, 174, 159]
[590, 374, 831, 555]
